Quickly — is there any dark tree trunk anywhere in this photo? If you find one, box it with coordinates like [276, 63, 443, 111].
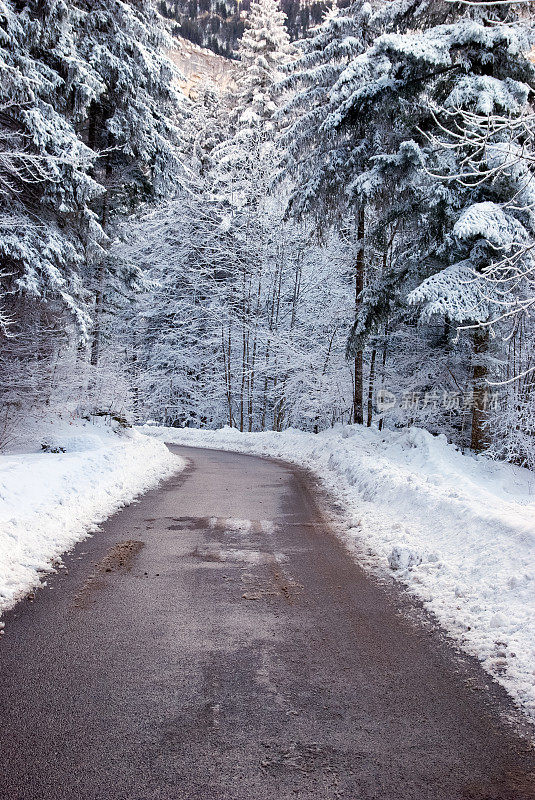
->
[90, 146, 112, 371]
[90, 262, 105, 369]
[353, 205, 365, 425]
[367, 348, 376, 427]
[471, 326, 490, 452]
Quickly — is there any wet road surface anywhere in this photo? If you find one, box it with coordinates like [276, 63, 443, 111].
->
[0, 445, 534, 800]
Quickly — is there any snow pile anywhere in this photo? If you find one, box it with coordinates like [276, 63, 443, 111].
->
[140, 423, 535, 720]
[0, 424, 182, 619]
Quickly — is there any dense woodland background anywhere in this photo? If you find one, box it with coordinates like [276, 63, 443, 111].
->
[157, 0, 329, 57]
[1, 0, 534, 464]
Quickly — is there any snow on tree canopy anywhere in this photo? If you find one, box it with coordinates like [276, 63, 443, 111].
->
[0, 0, 188, 341]
[276, 0, 374, 215]
[454, 202, 530, 250]
[236, 0, 292, 117]
[444, 76, 530, 116]
[408, 203, 532, 324]
[408, 260, 491, 323]
[373, 20, 527, 70]
[210, 0, 291, 204]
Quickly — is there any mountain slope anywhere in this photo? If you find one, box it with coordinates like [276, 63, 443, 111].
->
[157, 0, 329, 57]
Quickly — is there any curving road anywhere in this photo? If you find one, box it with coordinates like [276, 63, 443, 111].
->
[0, 445, 534, 800]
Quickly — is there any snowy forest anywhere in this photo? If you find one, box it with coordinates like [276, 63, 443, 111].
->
[1, 0, 535, 465]
[157, 0, 327, 57]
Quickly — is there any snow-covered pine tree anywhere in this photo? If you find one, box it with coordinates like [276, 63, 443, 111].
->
[0, 0, 188, 431]
[276, 0, 375, 215]
[0, 0, 106, 429]
[234, 0, 293, 119]
[204, 0, 296, 430]
[276, 0, 376, 424]
[210, 0, 292, 206]
[0, 0, 102, 335]
[72, 0, 189, 371]
[407, 59, 535, 452]
[322, 0, 535, 448]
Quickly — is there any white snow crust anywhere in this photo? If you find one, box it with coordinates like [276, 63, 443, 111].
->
[0, 421, 182, 620]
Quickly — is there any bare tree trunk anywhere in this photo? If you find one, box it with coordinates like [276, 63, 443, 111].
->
[248, 334, 257, 432]
[90, 262, 105, 370]
[353, 205, 365, 425]
[248, 265, 263, 431]
[273, 393, 284, 432]
[221, 324, 233, 427]
[228, 325, 234, 428]
[272, 256, 301, 433]
[272, 375, 279, 430]
[471, 326, 490, 452]
[262, 257, 283, 431]
[377, 316, 389, 432]
[240, 325, 247, 433]
[290, 256, 302, 329]
[90, 150, 111, 371]
[131, 324, 139, 422]
[322, 330, 336, 377]
[261, 341, 270, 431]
[367, 347, 376, 427]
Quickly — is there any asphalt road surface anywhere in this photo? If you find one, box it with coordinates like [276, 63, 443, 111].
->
[1, 445, 534, 800]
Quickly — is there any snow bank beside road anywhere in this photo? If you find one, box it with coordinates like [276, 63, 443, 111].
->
[0, 426, 181, 619]
[141, 423, 535, 721]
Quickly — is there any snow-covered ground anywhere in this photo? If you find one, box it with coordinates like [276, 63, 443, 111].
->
[140, 423, 535, 722]
[0, 419, 182, 623]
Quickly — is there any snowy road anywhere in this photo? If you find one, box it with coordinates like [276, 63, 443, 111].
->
[0, 445, 534, 800]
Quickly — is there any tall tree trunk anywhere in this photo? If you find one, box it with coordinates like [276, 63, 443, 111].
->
[248, 333, 257, 432]
[367, 348, 376, 427]
[377, 321, 389, 432]
[90, 149, 112, 371]
[261, 341, 270, 431]
[131, 324, 139, 422]
[471, 326, 490, 452]
[90, 262, 105, 370]
[221, 324, 233, 427]
[248, 265, 263, 431]
[271, 374, 279, 430]
[353, 205, 365, 425]
[240, 325, 247, 433]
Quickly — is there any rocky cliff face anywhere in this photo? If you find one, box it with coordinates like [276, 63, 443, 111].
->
[168, 35, 239, 97]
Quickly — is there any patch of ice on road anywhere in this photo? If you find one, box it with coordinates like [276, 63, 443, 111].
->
[224, 518, 253, 532]
[207, 517, 275, 534]
[260, 520, 276, 534]
[195, 546, 285, 565]
[230, 548, 281, 564]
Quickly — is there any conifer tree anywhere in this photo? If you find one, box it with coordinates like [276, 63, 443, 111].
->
[277, 0, 376, 423]
[0, 0, 188, 420]
[335, 0, 534, 446]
